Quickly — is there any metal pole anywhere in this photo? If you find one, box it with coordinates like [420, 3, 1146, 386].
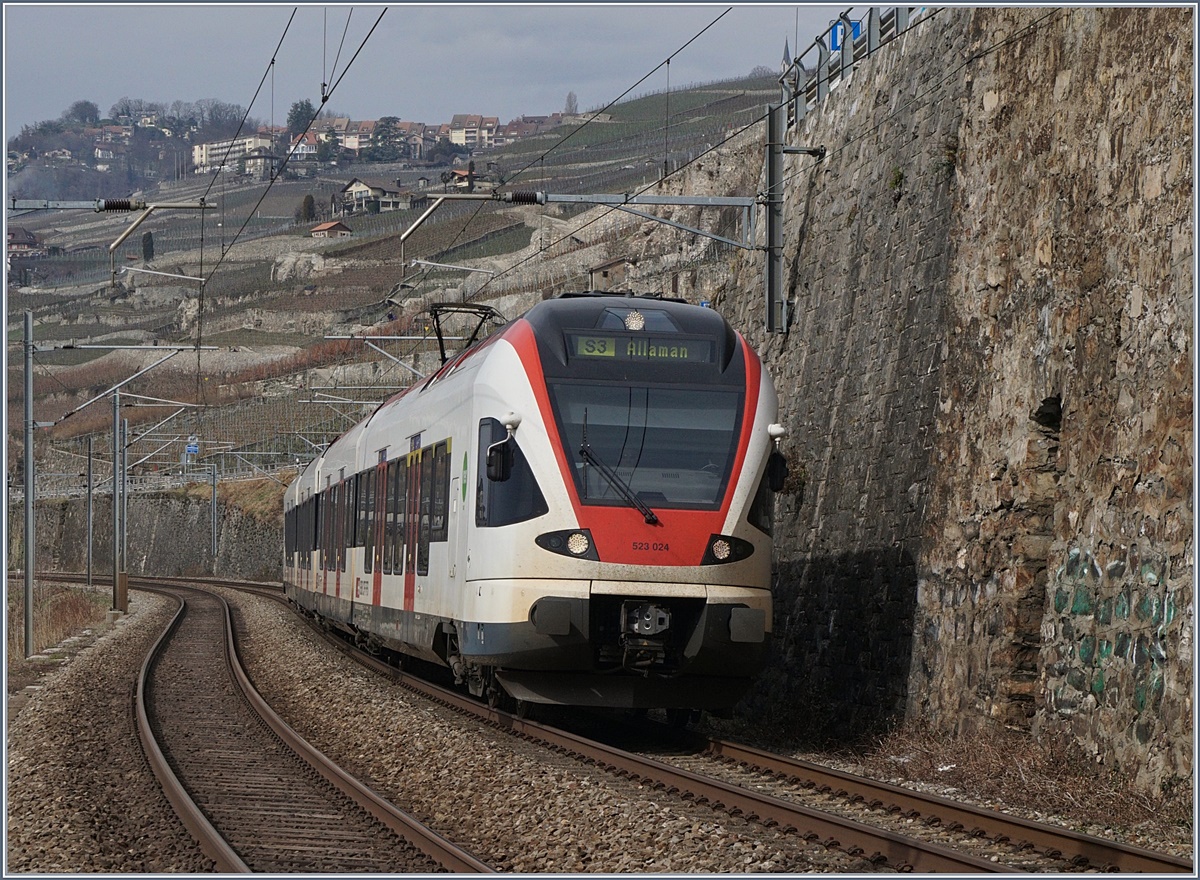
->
[86, 437, 93, 589]
[122, 418, 129, 574]
[766, 103, 786, 333]
[210, 465, 218, 571]
[24, 311, 35, 658]
[112, 391, 120, 611]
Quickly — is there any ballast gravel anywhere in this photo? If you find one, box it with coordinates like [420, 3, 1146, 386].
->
[225, 591, 866, 873]
[5, 588, 863, 873]
[6, 585, 1190, 872]
[5, 592, 214, 873]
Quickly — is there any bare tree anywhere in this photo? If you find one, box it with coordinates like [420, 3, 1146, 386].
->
[564, 91, 578, 115]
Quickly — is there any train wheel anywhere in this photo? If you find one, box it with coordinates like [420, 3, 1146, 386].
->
[515, 700, 532, 719]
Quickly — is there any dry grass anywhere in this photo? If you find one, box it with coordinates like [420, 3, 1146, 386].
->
[173, 476, 290, 524]
[218, 476, 291, 524]
[6, 580, 110, 663]
[851, 722, 1193, 843]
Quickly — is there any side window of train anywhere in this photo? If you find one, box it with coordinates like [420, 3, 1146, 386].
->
[391, 459, 407, 572]
[298, 499, 308, 569]
[748, 469, 774, 536]
[319, 488, 330, 570]
[345, 474, 357, 554]
[475, 418, 548, 528]
[418, 450, 434, 575]
[431, 440, 451, 542]
[383, 460, 399, 574]
[338, 480, 349, 573]
[355, 469, 370, 548]
[363, 468, 375, 574]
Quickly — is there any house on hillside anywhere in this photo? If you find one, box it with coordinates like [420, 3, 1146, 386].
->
[311, 221, 352, 238]
[8, 227, 45, 257]
[288, 131, 322, 163]
[242, 147, 280, 180]
[319, 117, 352, 148]
[343, 120, 376, 156]
[334, 178, 430, 216]
[589, 256, 636, 291]
[449, 114, 500, 150]
[394, 121, 432, 159]
[192, 134, 273, 172]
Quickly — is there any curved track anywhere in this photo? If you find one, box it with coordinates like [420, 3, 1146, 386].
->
[281, 582, 1193, 874]
[134, 580, 490, 873]
[285, 590, 1007, 872]
[39, 572, 1192, 874]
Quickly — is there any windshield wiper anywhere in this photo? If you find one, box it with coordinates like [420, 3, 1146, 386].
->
[579, 441, 659, 525]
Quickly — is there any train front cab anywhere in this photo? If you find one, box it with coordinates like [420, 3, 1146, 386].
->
[457, 295, 783, 710]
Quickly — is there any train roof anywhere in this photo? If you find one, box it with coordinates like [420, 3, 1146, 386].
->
[525, 290, 729, 333]
[521, 291, 741, 371]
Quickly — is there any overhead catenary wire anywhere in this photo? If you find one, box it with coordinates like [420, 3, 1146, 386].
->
[773, 7, 1059, 193]
[503, 6, 733, 191]
[478, 5, 1013, 296]
[326, 7, 354, 100]
[194, 7, 299, 410]
[200, 7, 387, 288]
[394, 5, 737, 308]
[342, 6, 744, 410]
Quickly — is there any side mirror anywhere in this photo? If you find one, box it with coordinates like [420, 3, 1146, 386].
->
[767, 450, 788, 493]
[486, 438, 514, 482]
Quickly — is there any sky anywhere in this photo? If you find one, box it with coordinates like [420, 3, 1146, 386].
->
[3, 2, 843, 136]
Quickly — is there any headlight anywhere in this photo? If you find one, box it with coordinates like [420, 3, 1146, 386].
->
[536, 528, 600, 561]
[701, 534, 754, 565]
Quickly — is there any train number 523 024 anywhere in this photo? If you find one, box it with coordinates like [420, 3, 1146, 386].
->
[632, 542, 669, 551]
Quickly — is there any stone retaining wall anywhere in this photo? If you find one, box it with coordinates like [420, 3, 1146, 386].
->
[690, 7, 1190, 794]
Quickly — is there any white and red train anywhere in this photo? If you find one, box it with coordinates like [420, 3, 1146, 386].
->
[283, 292, 786, 711]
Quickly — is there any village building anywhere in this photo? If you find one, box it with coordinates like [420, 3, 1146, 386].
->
[333, 178, 430, 216]
[310, 221, 352, 238]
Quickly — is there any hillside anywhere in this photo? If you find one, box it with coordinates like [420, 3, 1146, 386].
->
[8, 73, 779, 487]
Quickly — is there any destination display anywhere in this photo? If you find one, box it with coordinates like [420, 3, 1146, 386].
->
[568, 332, 714, 363]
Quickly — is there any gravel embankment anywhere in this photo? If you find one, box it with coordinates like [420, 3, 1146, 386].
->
[5, 593, 214, 873]
[7, 586, 1191, 873]
[227, 591, 867, 873]
[5, 588, 860, 872]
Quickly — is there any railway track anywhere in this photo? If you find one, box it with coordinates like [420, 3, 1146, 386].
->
[281, 585, 1192, 874]
[38, 572, 1193, 873]
[134, 579, 490, 873]
[281, 591, 1008, 872]
[692, 738, 1194, 874]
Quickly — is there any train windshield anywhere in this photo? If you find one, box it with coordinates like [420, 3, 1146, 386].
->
[547, 382, 742, 509]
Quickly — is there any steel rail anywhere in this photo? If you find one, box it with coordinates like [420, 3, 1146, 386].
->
[42, 572, 1191, 875]
[702, 737, 1195, 874]
[133, 590, 252, 872]
[132, 578, 491, 873]
[217, 587, 494, 873]
[282, 598, 1013, 873]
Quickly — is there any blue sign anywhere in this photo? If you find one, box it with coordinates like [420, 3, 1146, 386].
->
[829, 19, 861, 51]
[186, 443, 199, 455]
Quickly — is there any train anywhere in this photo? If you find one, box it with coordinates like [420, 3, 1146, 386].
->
[283, 291, 787, 712]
